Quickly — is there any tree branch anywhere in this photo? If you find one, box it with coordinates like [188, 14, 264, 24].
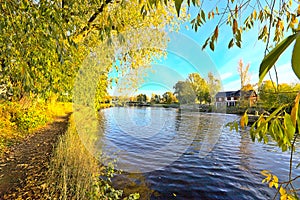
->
[77, 0, 113, 37]
[288, 133, 298, 192]
[265, 0, 277, 93]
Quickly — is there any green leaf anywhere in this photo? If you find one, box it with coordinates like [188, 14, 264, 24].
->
[201, 10, 206, 22]
[259, 33, 299, 84]
[235, 40, 241, 48]
[265, 104, 288, 124]
[244, 111, 248, 126]
[234, 121, 239, 132]
[254, 106, 284, 133]
[284, 112, 295, 141]
[291, 92, 300, 127]
[192, 0, 200, 6]
[209, 41, 215, 51]
[281, 144, 288, 152]
[228, 38, 234, 48]
[175, 0, 184, 17]
[202, 37, 210, 50]
[292, 34, 300, 79]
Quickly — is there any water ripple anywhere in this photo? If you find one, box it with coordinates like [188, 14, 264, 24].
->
[100, 107, 300, 199]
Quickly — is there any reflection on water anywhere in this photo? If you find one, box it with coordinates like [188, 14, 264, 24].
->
[98, 107, 300, 199]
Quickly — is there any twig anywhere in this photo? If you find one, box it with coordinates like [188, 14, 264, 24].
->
[76, 0, 113, 38]
[288, 133, 298, 193]
[264, 0, 277, 93]
[279, 175, 300, 185]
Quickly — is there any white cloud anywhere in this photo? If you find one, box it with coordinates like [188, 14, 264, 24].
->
[253, 63, 299, 84]
[220, 72, 233, 80]
[222, 79, 240, 91]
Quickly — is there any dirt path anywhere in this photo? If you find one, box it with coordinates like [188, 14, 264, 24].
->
[0, 114, 70, 199]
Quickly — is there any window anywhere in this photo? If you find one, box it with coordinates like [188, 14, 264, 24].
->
[219, 97, 222, 101]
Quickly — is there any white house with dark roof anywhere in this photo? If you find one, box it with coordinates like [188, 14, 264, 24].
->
[215, 90, 257, 108]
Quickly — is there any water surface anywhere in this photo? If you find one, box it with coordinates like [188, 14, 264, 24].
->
[99, 107, 300, 199]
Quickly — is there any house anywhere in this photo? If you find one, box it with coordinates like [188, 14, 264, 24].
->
[240, 90, 258, 107]
[215, 90, 257, 108]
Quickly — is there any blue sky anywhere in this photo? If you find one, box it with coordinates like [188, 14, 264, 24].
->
[110, 4, 299, 97]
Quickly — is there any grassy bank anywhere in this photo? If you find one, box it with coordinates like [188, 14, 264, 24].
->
[0, 99, 139, 199]
[45, 114, 140, 199]
[0, 98, 72, 155]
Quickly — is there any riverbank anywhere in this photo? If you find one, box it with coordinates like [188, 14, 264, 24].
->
[0, 105, 139, 199]
[0, 114, 70, 199]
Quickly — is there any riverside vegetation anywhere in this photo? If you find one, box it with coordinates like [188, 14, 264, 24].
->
[45, 114, 140, 200]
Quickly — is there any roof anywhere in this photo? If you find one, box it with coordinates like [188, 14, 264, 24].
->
[215, 90, 256, 98]
[215, 91, 240, 98]
[240, 90, 256, 98]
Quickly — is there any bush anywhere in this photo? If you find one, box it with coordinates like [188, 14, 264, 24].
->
[0, 99, 72, 155]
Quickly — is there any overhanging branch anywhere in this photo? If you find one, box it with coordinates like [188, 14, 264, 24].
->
[77, 0, 113, 37]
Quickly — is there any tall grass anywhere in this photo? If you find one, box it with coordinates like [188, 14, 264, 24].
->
[45, 114, 139, 199]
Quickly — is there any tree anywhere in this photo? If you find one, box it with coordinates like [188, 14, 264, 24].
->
[259, 80, 300, 111]
[173, 81, 196, 104]
[136, 94, 147, 103]
[162, 91, 177, 104]
[206, 72, 221, 104]
[237, 59, 251, 90]
[241, 84, 254, 91]
[94, 74, 110, 110]
[237, 59, 252, 106]
[187, 73, 210, 104]
[150, 93, 156, 104]
[150, 93, 161, 104]
[0, 0, 179, 101]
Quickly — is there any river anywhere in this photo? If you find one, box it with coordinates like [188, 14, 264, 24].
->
[98, 107, 300, 199]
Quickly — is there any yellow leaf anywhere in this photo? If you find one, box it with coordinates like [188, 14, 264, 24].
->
[279, 187, 286, 195]
[262, 177, 268, 183]
[253, 10, 257, 19]
[291, 92, 300, 127]
[273, 175, 278, 183]
[278, 20, 284, 30]
[287, 194, 297, 200]
[233, 19, 238, 34]
[266, 174, 272, 182]
[261, 170, 270, 177]
[214, 26, 219, 39]
[240, 115, 245, 129]
[235, 5, 238, 17]
[274, 182, 278, 189]
[281, 194, 288, 200]
[291, 15, 298, 28]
